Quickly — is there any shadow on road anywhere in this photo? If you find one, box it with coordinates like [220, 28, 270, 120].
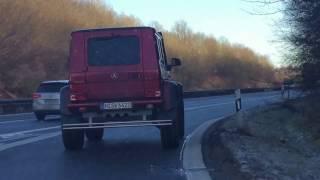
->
[59, 137, 185, 180]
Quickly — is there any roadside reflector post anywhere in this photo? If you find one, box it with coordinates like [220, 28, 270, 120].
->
[235, 89, 242, 112]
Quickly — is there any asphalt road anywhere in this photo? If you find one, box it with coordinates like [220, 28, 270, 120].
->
[0, 91, 287, 180]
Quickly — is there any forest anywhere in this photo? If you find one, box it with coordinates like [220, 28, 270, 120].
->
[0, 0, 279, 97]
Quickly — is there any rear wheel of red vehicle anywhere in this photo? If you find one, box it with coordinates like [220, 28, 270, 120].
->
[178, 98, 185, 139]
[85, 128, 104, 141]
[61, 115, 84, 150]
[160, 108, 180, 149]
[173, 86, 184, 140]
[161, 126, 179, 149]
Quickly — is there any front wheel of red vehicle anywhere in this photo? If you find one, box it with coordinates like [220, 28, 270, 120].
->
[85, 128, 104, 141]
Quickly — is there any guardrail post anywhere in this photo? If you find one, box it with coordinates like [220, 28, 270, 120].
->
[235, 89, 242, 112]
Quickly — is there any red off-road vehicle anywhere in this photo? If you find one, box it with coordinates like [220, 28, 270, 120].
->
[60, 27, 184, 150]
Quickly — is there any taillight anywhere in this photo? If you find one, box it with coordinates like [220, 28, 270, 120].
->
[32, 93, 41, 99]
[144, 71, 161, 98]
[155, 90, 161, 97]
[69, 73, 87, 101]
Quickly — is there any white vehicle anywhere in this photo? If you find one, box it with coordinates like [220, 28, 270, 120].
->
[32, 80, 68, 120]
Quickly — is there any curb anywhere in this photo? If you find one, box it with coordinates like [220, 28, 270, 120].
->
[181, 115, 233, 180]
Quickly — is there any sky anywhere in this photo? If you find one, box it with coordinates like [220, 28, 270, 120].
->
[104, 0, 283, 66]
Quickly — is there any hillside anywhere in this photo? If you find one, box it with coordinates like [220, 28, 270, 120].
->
[0, 0, 278, 97]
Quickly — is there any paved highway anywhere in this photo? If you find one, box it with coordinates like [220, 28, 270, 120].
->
[0, 91, 285, 180]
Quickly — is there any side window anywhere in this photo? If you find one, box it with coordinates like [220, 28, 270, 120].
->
[155, 32, 169, 79]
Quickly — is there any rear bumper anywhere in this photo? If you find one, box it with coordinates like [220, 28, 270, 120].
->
[63, 99, 166, 129]
[68, 99, 162, 111]
[33, 103, 60, 111]
[62, 119, 172, 130]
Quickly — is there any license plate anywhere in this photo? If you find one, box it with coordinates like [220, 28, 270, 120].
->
[102, 102, 132, 110]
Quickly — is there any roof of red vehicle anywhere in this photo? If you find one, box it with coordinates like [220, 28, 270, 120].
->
[72, 26, 156, 34]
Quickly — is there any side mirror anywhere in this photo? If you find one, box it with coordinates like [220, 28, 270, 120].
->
[166, 58, 181, 71]
[170, 58, 181, 66]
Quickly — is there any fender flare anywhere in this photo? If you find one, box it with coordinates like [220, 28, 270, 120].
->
[162, 81, 183, 111]
[60, 85, 71, 115]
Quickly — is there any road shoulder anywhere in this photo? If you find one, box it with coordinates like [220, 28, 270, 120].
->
[182, 116, 227, 180]
[202, 97, 320, 180]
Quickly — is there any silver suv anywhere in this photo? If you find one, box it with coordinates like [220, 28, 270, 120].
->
[33, 80, 68, 120]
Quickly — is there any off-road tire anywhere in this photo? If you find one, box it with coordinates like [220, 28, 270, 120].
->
[160, 107, 180, 149]
[62, 116, 85, 150]
[178, 97, 185, 139]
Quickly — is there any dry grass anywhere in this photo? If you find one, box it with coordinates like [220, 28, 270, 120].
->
[207, 97, 320, 179]
[0, 0, 279, 97]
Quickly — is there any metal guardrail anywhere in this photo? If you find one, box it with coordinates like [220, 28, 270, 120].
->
[0, 87, 281, 115]
[183, 87, 281, 98]
[0, 99, 32, 105]
[0, 99, 32, 115]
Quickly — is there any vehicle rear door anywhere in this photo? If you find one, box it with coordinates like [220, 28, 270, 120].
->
[84, 30, 145, 101]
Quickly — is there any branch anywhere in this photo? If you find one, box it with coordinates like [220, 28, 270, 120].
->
[241, 8, 283, 15]
[242, 0, 283, 4]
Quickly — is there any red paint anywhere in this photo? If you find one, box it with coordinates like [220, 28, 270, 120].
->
[69, 27, 162, 107]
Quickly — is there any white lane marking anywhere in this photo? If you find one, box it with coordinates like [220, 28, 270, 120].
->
[0, 112, 33, 117]
[185, 102, 232, 111]
[0, 126, 60, 139]
[179, 134, 191, 161]
[0, 132, 60, 152]
[0, 119, 36, 125]
[247, 94, 279, 102]
[0, 116, 60, 124]
[185, 95, 233, 104]
[0, 133, 36, 143]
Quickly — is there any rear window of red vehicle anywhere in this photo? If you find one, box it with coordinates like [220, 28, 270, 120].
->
[88, 36, 140, 66]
